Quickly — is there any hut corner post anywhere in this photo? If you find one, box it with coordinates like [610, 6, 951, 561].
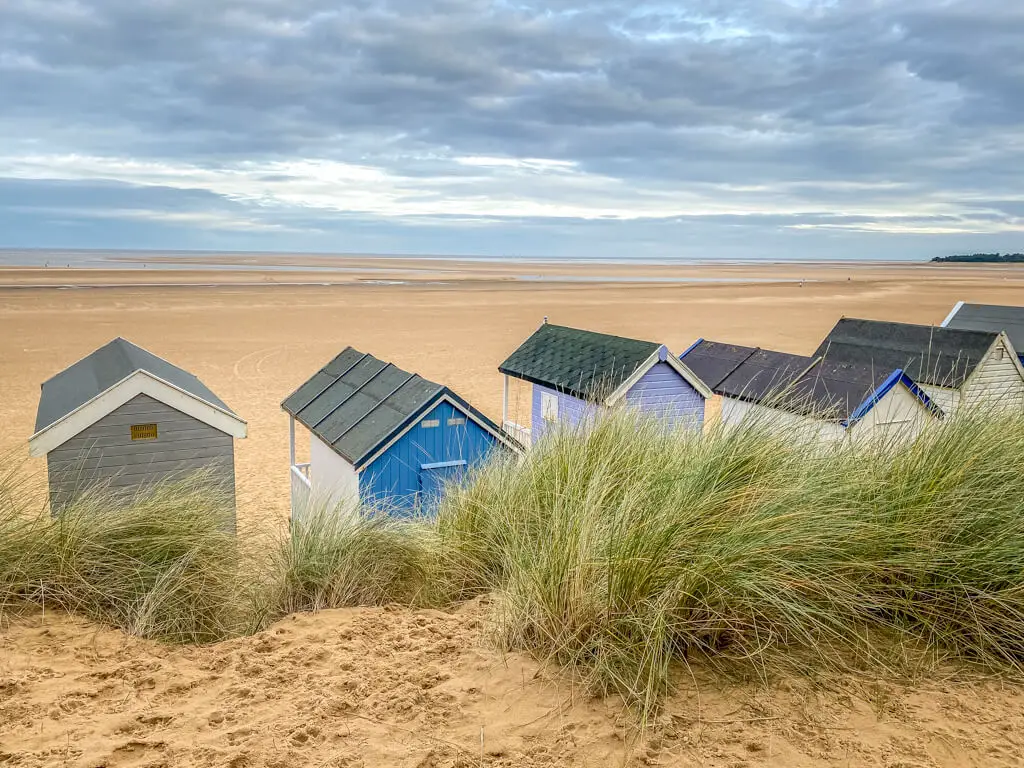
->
[288, 414, 312, 521]
[289, 415, 296, 466]
[502, 374, 509, 427]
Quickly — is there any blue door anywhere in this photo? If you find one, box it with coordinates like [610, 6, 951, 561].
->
[419, 460, 467, 507]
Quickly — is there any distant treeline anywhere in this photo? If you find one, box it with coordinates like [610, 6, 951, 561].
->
[932, 253, 1024, 263]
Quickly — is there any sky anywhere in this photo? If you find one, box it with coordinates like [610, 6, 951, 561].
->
[2, 0, 1023, 260]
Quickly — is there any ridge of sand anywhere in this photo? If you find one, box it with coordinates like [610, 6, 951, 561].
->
[1, 603, 1022, 767]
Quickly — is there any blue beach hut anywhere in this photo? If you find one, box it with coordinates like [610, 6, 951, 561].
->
[498, 322, 712, 444]
[283, 347, 520, 519]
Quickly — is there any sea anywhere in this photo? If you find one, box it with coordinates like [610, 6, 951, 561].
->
[0, 248, 901, 270]
[0, 248, 910, 288]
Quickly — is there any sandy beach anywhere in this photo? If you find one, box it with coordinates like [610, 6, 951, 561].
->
[3, 257, 1024, 766]
[3, 258, 1024, 528]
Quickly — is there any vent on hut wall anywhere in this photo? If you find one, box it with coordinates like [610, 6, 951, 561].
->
[130, 423, 158, 441]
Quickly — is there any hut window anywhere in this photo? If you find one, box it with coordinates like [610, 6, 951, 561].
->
[447, 417, 466, 426]
[541, 392, 558, 422]
[130, 423, 158, 441]
[421, 419, 440, 428]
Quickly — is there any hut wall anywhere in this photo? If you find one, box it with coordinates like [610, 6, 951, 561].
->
[530, 383, 599, 443]
[720, 396, 846, 444]
[961, 338, 1024, 412]
[919, 384, 960, 416]
[46, 393, 235, 511]
[361, 399, 501, 512]
[308, 431, 360, 516]
[624, 361, 705, 430]
[847, 384, 935, 444]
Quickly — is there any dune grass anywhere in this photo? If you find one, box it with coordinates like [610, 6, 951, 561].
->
[434, 409, 1024, 713]
[2, 408, 1024, 716]
[0, 470, 246, 643]
[257, 500, 439, 619]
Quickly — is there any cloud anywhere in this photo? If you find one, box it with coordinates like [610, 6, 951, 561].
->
[1, 0, 1022, 256]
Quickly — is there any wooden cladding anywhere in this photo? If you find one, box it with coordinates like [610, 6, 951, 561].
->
[130, 423, 158, 441]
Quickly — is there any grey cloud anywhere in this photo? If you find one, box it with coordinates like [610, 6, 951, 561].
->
[1, 1, 1023, 254]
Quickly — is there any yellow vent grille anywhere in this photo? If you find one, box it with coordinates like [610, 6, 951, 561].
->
[130, 423, 158, 441]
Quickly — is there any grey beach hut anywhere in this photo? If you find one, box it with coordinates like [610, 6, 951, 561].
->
[29, 338, 247, 514]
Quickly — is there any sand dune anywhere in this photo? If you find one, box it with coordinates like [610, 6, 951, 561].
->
[2, 602, 1022, 767]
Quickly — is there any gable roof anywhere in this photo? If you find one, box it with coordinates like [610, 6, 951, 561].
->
[942, 302, 1024, 358]
[679, 339, 816, 400]
[35, 337, 237, 434]
[787, 359, 942, 423]
[499, 323, 660, 401]
[677, 339, 759, 390]
[681, 337, 942, 423]
[717, 348, 816, 401]
[782, 358, 889, 420]
[813, 318, 998, 388]
[283, 347, 516, 469]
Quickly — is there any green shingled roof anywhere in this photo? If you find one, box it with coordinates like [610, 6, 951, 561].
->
[498, 323, 660, 401]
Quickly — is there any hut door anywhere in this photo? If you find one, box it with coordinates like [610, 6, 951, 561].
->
[419, 460, 467, 504]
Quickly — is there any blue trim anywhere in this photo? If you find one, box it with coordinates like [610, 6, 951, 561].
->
[842, 368, 945, 428]
[679, 338, 704, 358]
[353, 397, 439, 470]
[420, 459, 468, 470]
[353, 388, 520, 470]
[443, 387, 524, 452]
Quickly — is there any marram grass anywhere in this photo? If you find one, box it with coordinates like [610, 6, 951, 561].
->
[0, 470, 245, 643]
[3, 408, 1024, 716]
[257, 499, 439, 618]
[434, 409, 1024, 713]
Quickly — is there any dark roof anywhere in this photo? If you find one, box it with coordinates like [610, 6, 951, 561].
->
[944, 303, 1024, 357]
[717, 348, 817, 401]
[813, 318, 998, 388]
[498, 323, 660, 401]
[683, 337, 939, 422]
[782, 359, 895, 421]
[283, 347, 511, 468]
[35, 337, 234, 433]
[678, 340, 758, 390]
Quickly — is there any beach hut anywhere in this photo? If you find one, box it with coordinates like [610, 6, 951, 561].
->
[680, 339, 943, 443]
[282, 347, 519, 519]
[941, 302, 1024, 364]
[814, 318, 1024, 414]
[29, 338, 247, 513]
[497, 322, 711, 444]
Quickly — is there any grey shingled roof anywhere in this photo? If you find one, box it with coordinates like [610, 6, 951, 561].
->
[680, 340, 759, 390]
[944, 303, 1024, 358]
[717, 348, 817, 401]
[683, 338, 928, 421]
[283, 347, 510, 468]
[780, 359, 896, 421]
[813, 318, 998, 388]
[35, 338, 234, 433]
[498, 323, 659, 401]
